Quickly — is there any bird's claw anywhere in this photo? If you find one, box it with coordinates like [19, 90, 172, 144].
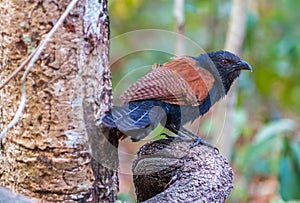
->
[160, 132, 219, 153]
[190, 137, 219, 153]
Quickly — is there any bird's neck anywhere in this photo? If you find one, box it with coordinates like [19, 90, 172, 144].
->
[222, 78, 231, 94]
[222, 71, 240, 93]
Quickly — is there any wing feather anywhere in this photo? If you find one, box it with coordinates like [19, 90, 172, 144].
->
[119, 57, 215, 106]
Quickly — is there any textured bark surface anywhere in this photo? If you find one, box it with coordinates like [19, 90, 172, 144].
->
[0, 0, 117, 202]
[133, 138, 233, 202]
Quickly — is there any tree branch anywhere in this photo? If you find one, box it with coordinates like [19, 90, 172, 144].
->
[132, 138, 233, 202]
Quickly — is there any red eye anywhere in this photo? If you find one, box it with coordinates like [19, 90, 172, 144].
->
[221, 59, 229, 65]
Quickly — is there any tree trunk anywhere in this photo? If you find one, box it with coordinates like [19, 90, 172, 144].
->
[213, 0, 249, 159]
[173, 0, 185, 56]
[0, 0, 118, 202]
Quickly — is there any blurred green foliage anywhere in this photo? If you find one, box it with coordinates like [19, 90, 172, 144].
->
[109, 0, 300, 202]
[110, 0, 300, 116]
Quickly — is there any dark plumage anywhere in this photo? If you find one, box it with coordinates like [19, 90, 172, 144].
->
[100, 50, 252, 147]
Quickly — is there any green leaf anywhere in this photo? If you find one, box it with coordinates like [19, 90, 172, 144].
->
[240, 119, 296, 175]
[232, 108, 248, 141]
[254, 119, 296, 144]
[279, 155, 300, 200]
[271, 199, 285, 203]
[291, 142, 300, 173]
[242, 135, 281, 176]
[117, 193, 135, 202]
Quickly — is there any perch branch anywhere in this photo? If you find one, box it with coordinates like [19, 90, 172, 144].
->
[133, 138, 233, 202]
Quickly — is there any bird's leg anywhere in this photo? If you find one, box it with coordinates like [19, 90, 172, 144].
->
[167, 125, 193, 141]
[180, 127, 219, 152]
[168, 124, 218, 151]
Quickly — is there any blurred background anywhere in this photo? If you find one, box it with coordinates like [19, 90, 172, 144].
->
[108, 0, 300, 202]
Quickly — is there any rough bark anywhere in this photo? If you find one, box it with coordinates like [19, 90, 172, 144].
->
[133, 138, 233, 202]
[0, 0, 118, 202]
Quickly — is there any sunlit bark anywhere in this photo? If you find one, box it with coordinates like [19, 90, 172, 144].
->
[0, 0, 117, 201]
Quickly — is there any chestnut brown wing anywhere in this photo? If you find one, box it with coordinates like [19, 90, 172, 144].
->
[119, 57, 215, 106]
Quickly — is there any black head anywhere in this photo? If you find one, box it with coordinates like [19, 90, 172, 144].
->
[207, 50, 252, 92]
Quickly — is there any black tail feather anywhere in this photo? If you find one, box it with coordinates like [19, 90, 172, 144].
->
[99, 101, 167, 141]
[102, 113, 117, 128]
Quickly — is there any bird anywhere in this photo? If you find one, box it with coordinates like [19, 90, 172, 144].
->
[100, 50, 252, 148]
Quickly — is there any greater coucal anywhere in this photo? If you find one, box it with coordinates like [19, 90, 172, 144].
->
[100, 50, 252, 147]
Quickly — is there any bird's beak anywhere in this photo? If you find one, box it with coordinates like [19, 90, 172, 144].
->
[235, 60, 253, 72]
